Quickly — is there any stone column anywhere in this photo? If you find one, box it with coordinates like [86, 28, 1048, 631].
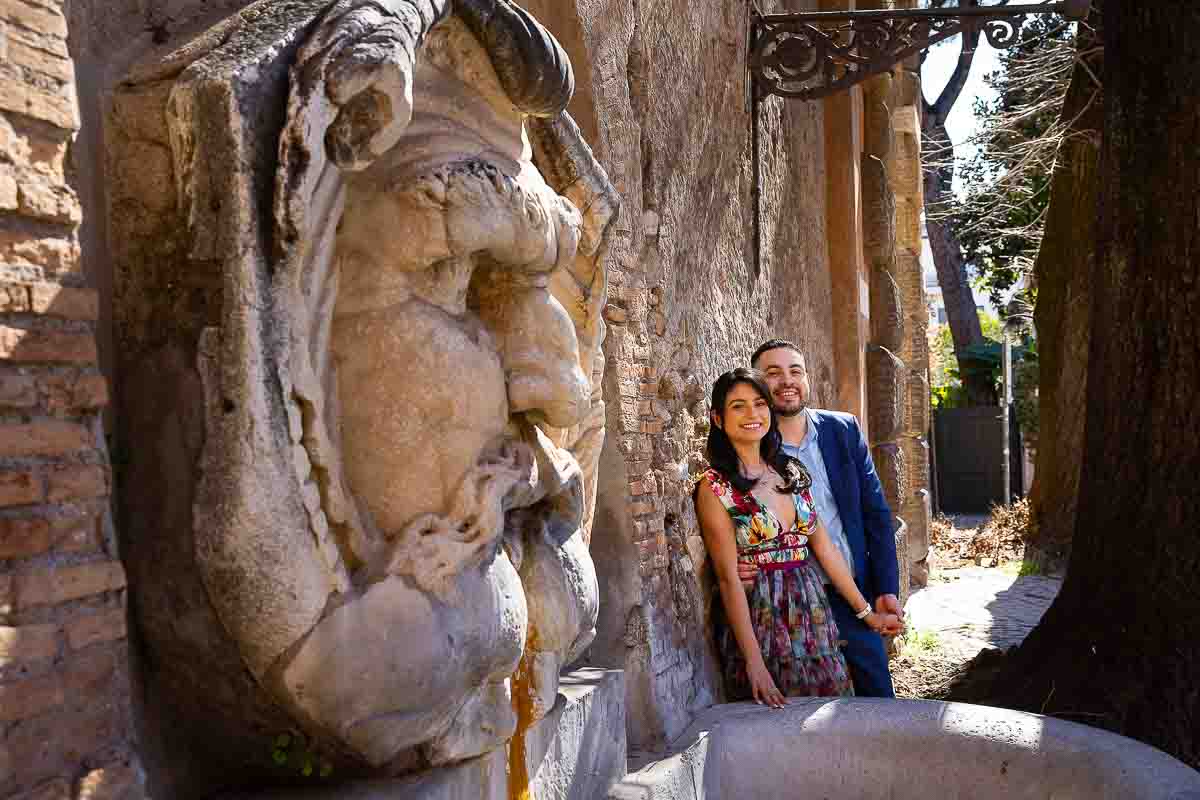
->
[887, 16, 933, 590]
[858, 0, 933, 597]
[0, 1, 145, 796]
[860, 67, 910, 611]
[822, 0, 869, 426]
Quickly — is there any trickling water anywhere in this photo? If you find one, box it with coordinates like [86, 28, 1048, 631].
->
[508, 652, 535, 800]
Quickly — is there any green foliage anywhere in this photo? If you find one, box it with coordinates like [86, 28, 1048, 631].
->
[1013, 347, 1040, 446]
[268, 732, 334, 780]
[980, 311, 1003, 342]
[904, 627, 941, 654]
[1019, 558, 1045, 577]
[998, 557, 1043, 576]
[930, 382, 965, 411]
[929, 324, 956, 388]
[929, 311, 1035, 411]
[930, 312, 1003, 384]
[951, 17, 1076, 307]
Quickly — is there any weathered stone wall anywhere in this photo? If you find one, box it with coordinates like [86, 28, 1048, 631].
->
[860, 67, 910, 614]
[520, 0, 838, 750]
[23, 0, 922, 784]
[67, 0, 256, 385]
[856, 0, 930, 599]
[821, 4, 869, 427]
[888, 46, 933, 589]
[0, 1, 144, 796]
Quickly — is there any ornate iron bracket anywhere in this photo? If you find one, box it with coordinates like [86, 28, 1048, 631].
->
[750, 1, 1090, 100]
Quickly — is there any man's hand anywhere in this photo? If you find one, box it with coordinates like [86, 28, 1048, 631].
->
[875, 593, 904, 620]
[736, 561, 757, 589]
[865, 611, 905, 636]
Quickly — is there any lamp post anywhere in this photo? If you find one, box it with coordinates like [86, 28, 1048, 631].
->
[1001, 296, 1034, 506]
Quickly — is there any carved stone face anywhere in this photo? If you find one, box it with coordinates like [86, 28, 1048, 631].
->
[107, 0, 614, 791]
[277, 17, 598, 768]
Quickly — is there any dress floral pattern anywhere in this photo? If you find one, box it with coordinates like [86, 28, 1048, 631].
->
[702, 467, 854, 699]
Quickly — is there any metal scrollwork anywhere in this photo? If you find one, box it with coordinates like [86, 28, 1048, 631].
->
[981, 17, 1022, 49]
[750, 2, 1085, 101]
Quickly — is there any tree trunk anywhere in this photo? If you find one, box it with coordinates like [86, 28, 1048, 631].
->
[1026, 23, 1103, 555]
[988, 1, 1200, 768]
[922, 119, 992, 405]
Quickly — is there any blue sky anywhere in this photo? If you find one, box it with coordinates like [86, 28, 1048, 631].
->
[921, 35, 1002, 191]
[919, 2, 1047, 312]
[920, 38, 1002, 309]
[920, 0, 1052, 192]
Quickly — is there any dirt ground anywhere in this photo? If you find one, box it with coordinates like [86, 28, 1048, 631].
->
[890, 504, 1064, 702]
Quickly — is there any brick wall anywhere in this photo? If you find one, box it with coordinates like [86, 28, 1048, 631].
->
[555, 0, 839, 750]
[0, 1, 143, 797]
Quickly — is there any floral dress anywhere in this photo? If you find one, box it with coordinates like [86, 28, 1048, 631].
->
[701, 467, 854, 699]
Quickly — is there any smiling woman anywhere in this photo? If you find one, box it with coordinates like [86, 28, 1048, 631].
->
[694, 368, 902, 709]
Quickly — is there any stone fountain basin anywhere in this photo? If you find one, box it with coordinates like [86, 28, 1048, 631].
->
[609, 698, 1200, 800]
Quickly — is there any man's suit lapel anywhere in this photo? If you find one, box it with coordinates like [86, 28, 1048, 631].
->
[813, 411, 846, 505]
[813, 410, 867, 591]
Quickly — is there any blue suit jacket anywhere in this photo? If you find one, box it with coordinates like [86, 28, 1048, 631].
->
[810, 409, 900, 600]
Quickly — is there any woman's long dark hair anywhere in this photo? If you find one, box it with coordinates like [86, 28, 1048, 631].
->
[705, 367, 810, 495]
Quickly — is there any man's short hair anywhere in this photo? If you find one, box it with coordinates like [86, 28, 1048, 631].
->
[751, 338, 804, 367]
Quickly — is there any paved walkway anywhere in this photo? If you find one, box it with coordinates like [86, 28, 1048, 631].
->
[903, 567, 1063, 660]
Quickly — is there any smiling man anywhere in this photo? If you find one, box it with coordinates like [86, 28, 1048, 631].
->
[741, 338, 903, 698]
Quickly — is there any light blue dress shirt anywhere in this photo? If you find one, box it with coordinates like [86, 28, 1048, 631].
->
[781, 409, 855, 585]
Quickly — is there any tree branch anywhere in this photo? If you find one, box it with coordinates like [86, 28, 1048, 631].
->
[930, 42, 977, 124]
[927, 0, 1014, 125]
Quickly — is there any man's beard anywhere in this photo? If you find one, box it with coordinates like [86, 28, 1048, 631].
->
[773, 393, 806, 418]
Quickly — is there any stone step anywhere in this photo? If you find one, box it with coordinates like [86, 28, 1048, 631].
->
[224, 668, 625, 800]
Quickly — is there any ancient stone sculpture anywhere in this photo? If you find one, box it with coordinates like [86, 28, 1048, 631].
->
[109, 0, 616, 790]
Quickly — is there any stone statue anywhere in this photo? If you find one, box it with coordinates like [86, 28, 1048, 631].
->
[109, 0, 616, 791]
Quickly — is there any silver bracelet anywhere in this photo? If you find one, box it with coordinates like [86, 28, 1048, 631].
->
[855, 604, 872, 620]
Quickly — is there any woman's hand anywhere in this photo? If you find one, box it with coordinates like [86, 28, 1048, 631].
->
[747, 658, 787, 709]
[866, 611, 905, 636]
[698, 481, 788, 711]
